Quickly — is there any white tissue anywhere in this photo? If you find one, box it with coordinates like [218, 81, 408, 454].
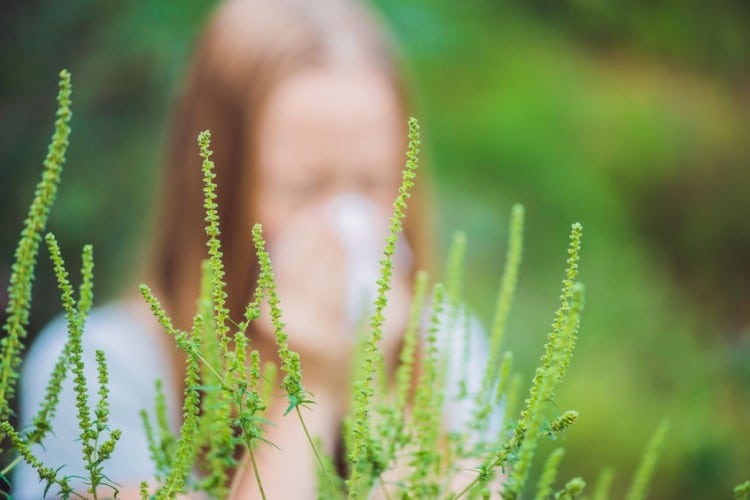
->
[325, 193, 412, 328]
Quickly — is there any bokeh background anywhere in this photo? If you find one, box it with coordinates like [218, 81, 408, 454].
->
[1, 0, 749, 497]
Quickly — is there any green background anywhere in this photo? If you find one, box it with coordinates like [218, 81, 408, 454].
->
[1, 1, 749, 497]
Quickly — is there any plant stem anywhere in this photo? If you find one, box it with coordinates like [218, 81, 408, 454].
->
[247, 444, 267, 500]
[0, 455, 21, 476]
[454, 475, 479, 499]
[196, 352, 225, 384]
[295, 406, 337, 494]
[379, 478, 393, 500]
[453, 444, 515, 499]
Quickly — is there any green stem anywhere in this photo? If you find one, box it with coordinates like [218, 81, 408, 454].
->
[454, 475, 479, 499]
[247, 444, 267, 500]
[295, 406, 337, 494]
[196, 352, 225, 384]
[378, 477, 393, 500]
[454, 441, 516, 499]
[0, 455, 22, 476]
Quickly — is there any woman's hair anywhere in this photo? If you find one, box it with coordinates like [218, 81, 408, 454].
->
[145, 0, 431, 339]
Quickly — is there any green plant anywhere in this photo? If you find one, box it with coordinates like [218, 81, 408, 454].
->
[1, 70, 747, 500]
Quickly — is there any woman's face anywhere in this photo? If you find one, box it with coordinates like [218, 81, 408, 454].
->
[253, 67, 405, 241]
[250, 67, 411, 383]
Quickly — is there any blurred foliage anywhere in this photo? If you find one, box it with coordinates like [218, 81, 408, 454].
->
[1, 0, 749, 498]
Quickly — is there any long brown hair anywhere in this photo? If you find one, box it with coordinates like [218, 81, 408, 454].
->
[145, 0, 432, 368]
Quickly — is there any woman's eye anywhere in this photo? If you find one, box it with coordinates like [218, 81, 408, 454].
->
[279, 176, 329, 201]
[286, 181, 315, 196]
[358, 174, 391, 196]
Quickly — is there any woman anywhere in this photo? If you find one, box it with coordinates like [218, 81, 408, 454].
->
[147, 0, 430, 496]
[17, 0, 437, 497]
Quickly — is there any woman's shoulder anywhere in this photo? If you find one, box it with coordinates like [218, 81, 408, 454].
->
[26, 300, 162, 364]
[21, 299, 175, 410]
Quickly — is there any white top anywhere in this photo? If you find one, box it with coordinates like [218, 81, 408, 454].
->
[13, 301, 500, 498]
[439, 306, 501, 436]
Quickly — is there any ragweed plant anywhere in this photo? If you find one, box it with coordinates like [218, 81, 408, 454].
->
[535, 448, 565, 500]
[592, 467, 616, 500]
[406, 283, 445, 497]
[45, 234, 121, 498]
[0, 69, 71, 422]
[624, 419, 670, 500]
[345, 117, 421, 498]
[2, 70, 748, 500]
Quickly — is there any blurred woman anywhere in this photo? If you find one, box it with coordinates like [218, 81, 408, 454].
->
[147, 0, 428, 496]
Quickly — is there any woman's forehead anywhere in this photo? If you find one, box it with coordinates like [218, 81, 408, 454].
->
[255, 67, 406, 178]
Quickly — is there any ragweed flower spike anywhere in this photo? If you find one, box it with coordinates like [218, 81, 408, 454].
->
[591, 467, 615, 500]
[519, 222, 583, 428]
[445, 231, 467, 317]
[408, 283, 446, 498]
[483, 204, 524, 393]
[534, 448, 564, 500]
[140, 380, 176, 482]
[0, 69, 72, 420]
[197, 259, 223, 386]
[347, 117, 420, 498]
[394, 271, 429, 428]
[158, 316, 203, 499]
[625, 419, 670, 500]
[555, 477, 586, 500]
[443, 232, 472, 399]
[471, 351, 513, 433]
[470, 204, 523, 433]
[192, 259, 234, 498]
[251, 223, 305, 407]
[503, 278, 585, 499]
[198, 137, 244, 497]
[547, 410, 579, 439]
[140, 284, 191, 353]
[27, 243, 90, 446]
[375, 271, 429, 475]
[199, 130, 232, 358]
[45, 235, 93, 457]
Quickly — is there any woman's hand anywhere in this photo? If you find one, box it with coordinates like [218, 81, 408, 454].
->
[256, 199, 411, 393]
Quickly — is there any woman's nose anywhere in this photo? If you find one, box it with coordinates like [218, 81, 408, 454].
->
[325, 173, 371, 200]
